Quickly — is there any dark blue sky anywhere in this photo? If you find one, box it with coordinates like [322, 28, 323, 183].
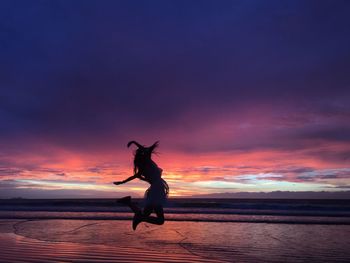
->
[1, 0, 350, 197]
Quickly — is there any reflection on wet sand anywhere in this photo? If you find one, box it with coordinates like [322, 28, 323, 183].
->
[1, 220, 350, 262]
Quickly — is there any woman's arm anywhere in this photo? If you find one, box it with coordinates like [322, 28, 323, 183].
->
[113, 172, 143, 185]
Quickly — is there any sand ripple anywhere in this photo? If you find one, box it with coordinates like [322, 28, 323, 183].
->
[0, 232, 222, 263]
[1, 220, 350, 262]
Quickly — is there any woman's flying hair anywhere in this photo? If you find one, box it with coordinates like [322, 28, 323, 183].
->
[127, 140, 159, 174]
[127, 140, 145, 149]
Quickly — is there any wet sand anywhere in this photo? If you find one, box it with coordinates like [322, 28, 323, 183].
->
[0, 219, 349, 262]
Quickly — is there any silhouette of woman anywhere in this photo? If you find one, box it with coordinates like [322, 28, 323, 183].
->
[114, 141, 169, 230]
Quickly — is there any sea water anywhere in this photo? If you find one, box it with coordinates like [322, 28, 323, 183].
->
[0, 198, 349, 224]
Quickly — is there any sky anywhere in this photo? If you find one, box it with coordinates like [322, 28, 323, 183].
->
[0, 0, 350, 198]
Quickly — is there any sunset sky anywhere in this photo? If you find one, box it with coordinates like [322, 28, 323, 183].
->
[1, 1, 350, 198]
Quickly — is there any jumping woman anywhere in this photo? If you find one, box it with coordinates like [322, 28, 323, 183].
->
[114, 141, 169, 230]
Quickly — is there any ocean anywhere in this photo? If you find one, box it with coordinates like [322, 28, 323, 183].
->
[1, 198, 349, 224]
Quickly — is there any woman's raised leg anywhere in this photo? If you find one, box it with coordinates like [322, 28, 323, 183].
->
[132, 205, 165, 230]
[142, 205, 165, 225]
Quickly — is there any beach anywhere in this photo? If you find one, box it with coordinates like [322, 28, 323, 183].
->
[0, 198, 349, 262]
[1, 219, 349, 262]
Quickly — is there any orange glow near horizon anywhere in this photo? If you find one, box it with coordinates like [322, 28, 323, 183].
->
[1, 139, 349, 198]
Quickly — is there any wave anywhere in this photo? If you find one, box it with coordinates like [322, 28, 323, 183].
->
[1, 198, 349, 224]
[0, 206, 349, 217]
[1, 198, 349, 211]
[1, 211, 350, 225]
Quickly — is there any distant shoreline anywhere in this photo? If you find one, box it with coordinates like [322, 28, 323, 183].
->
[2, 190, 350, 200]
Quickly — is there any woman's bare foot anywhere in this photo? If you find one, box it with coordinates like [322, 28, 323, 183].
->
[132, 212, 143, 230]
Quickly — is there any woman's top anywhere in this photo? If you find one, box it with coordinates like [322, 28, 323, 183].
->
[142, 160, 163, 183]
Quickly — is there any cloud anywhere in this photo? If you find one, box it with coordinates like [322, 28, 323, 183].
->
[0, 167, 24, 176]
[295, 168, 350, 182]
[0, 1, 350, 197]
[1, 1, 350, 152]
